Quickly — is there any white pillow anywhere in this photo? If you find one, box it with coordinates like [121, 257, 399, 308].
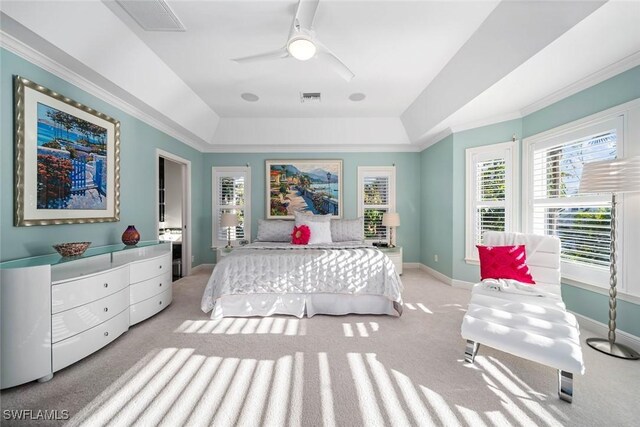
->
[306, 221, 333, 244]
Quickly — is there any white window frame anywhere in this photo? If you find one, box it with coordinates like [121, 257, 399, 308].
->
[357, 166, 396, 244]
[212, 166, 251, 248]
[465, 140, 519, 263]
[523, 114, 625, 289]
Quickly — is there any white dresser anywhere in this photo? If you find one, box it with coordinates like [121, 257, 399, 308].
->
[0, 242, 172, 389]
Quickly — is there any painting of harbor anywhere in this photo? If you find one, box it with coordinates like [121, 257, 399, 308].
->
[36, 102, 108, 210]
[266, 160, 342, 218]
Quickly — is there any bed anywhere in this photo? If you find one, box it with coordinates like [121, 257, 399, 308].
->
[201, 241, 403, 319]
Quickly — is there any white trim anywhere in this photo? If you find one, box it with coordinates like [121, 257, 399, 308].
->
[571, 312, 640, 349]
[211, 166, 251, 248]
[416, 128, 453, 151]
[520, 51, 640, 117]
[450, 111, 524, 134]
[203, 144, 422, 153]
[418, 263, 476, 289]
[156, 149, 192, 276]
[465, 140, 519, 263]
[403, 262, 420, 269]
[0, 29, 209, 152]
[563, 277, 640, 305]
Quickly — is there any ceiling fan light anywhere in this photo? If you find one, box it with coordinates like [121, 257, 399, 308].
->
[288, 37, 316, 61]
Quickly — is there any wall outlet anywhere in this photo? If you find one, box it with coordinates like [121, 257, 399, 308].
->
[191, 255, 195, 262]
[434, 254, 439, 262]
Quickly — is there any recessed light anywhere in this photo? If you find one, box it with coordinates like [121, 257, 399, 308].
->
[349, 93, 366, 102]
[241, 93, 259, 102]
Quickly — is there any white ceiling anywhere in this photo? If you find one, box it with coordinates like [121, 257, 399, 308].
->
[1, 0, 639, 152]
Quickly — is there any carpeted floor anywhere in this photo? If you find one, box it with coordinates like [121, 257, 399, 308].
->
[1, 266, 639, 426]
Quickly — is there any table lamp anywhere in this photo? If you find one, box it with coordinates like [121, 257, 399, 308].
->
[382, 212, 400, 248]
[220, 213, 239, 249]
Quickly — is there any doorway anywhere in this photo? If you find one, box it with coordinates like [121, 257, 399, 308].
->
[156, 150, 192, 279]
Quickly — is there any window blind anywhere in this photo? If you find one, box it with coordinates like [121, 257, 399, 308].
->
[213, 172, 247, 244]
[474, 159, 506, 244]
[531, 130, 616, 268]
[358, 167, 396, 242]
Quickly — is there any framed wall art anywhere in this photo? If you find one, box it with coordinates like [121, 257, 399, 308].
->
[266, 159, 342, 219]
[14, 76, 120, 226]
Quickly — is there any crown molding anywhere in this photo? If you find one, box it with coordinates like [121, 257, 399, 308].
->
[0, 29, 210, 153]
[520, 50, 640, 117]
[449, 111, 523, 134]
[202, 143, 422, 154]
[416, 128, 453, 152]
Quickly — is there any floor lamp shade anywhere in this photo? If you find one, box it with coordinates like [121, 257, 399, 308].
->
[579, 156, 640, 359]
[221, 213, 239, 248]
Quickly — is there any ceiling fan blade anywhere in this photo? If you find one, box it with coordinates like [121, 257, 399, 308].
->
[295, 0, 320, 30]
[232, 48, 288, 63]
[315, 40, 355, 81]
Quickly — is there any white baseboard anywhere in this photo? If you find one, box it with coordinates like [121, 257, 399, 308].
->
[571, 312, 640, 350]
[403, 262, 420, 269]
[417, 263, 475, 289]
[192, 263, 215, 272]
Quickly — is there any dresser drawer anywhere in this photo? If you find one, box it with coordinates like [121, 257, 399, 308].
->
[52, 266, 129, 314]
[52, 308, 129, 372]
[130, 287, 172, 326]
[130, 253, 171, 284]
[130, 271, 172, 305]
[52, 287, 129, 343]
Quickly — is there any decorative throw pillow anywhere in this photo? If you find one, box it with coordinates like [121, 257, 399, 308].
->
[307, 221, 333, 244]
[291, 225, 311, 245]
[476, 245, 536, 284]
[331, 218, 364, 242]
[256, 219, 294, 242]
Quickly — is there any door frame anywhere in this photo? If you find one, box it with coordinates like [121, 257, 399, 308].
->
[156, 149, 192, 277]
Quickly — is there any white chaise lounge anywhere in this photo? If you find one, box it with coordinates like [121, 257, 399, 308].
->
[461, 231, 585, 403]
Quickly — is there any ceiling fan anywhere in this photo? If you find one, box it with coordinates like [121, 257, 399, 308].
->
[232, 0, 355, 81]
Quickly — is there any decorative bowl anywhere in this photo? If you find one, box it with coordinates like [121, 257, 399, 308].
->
[53, 242, 91, 257]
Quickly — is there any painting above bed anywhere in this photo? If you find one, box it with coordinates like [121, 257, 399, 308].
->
[266, 159, 342, 219]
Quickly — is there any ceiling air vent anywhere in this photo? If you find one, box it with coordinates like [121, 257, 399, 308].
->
[300, 92, 321, 103]
[116, 0, 186, 32]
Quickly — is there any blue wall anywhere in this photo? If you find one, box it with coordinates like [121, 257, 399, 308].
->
[0, 49, 208, 264]
[202, 153, 422, 263]
[420, 135, 454, 276]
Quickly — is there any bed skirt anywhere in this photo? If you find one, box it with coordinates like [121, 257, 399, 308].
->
[210, 293, 400, 319]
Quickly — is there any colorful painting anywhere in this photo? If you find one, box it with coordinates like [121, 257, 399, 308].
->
[266, 160, 342, 219]
[14, 76, 120, 226]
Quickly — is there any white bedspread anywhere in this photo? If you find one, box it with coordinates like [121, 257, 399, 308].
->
[201, 242, 403, 316]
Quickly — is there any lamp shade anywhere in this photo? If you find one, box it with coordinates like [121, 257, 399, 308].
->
[220, 212, 239, 228]
[382, 212, 400, 227]
[579, 156, 640, 194]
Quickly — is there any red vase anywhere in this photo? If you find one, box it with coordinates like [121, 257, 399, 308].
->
[122, 225, 140, 246]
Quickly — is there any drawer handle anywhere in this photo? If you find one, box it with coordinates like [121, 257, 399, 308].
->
[104, 307, 109, 312]
[159, 283, 163, 287]
[159, 301, 163, 305]
[104, 283, 109, 288]
[159, 265, 162, 269]
[104, 332, 109, 337]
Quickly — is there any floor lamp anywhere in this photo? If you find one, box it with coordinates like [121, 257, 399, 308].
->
[579, 156, 640, 359]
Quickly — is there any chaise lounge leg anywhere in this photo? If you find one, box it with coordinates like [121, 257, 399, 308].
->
[558, 370, 573, 403]
[464, 340, 479, 364]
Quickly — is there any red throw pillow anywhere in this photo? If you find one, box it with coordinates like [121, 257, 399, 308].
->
[291, 225, 311, 245]
[476, 245, 536, 284]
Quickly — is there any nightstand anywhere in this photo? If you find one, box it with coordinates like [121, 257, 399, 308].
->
[216, 247, 234, 261]
[379, 246, 403, 275]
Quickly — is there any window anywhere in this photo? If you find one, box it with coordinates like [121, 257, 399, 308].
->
[465, 141, 518, 262]
[212, 167, 251, 247]
[524, 116, 623, 287]
[357, 166, 396, 243]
